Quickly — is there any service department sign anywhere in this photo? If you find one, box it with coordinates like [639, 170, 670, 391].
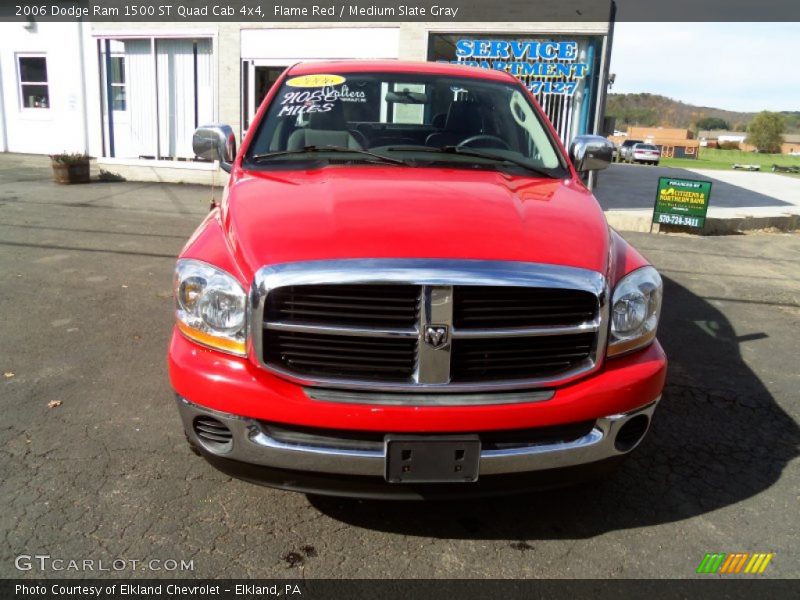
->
[451, 40, 589, 96]
[653, 177, 712, 229]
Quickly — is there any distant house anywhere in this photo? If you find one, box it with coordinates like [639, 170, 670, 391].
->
[701, 130, 800, 154]
[607, 126, 700, 159]
[698, 130, 747, 148]
[610, 128, 799, 155]
[779, 134, 800, 156]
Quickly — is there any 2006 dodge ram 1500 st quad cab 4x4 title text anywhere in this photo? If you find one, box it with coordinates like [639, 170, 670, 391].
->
[169, 61, 667, 499]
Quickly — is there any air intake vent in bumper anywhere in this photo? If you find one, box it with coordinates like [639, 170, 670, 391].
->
[193, 416, 233, 452]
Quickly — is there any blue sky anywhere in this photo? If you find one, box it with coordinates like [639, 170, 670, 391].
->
[610, 23, 800, 112]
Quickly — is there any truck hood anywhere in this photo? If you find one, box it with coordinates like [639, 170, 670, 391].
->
[224, 166, 610, 278]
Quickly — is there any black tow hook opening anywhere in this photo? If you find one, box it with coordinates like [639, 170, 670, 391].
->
[614, 414, 650, 452]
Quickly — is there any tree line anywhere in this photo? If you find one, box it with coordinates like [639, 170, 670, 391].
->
[606, 93, 795, 153]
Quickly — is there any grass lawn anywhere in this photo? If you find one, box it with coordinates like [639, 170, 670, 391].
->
[659, 148, 800, 172]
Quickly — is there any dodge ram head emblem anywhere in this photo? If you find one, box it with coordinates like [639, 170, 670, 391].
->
[424, 325, 449, 348]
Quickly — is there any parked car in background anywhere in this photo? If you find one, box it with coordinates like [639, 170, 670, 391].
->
[171, 60, 666, 499]
[629, 143, 661, 165]
[617, 139, 642, 162]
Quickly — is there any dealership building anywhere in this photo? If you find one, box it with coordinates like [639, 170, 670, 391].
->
[0, 18, 614, 182]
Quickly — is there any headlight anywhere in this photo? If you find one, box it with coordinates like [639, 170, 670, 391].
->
[174, 259, 247, 356]
[607, 266, 662, 357]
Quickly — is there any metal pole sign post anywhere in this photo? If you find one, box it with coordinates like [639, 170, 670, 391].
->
[651, 177, 712, 231]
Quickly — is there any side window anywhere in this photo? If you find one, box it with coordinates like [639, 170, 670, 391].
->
[18, 55, 49, 109]
[508, 90, 559, 168]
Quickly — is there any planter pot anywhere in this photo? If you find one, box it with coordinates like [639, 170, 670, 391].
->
[51, 161, 90, 184]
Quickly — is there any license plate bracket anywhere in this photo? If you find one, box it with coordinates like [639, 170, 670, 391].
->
[384, 435, 481, 483]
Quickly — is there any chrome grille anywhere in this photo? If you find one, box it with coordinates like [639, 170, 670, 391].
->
[450, 332, 596, 382]
[267, 284, 419, 328]
[453, 286, 597, 328]
[264, 330, 417, 382]
[252, 259, 608, 393]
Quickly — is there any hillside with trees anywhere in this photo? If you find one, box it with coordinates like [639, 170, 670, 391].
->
[606, 93, 800, 133]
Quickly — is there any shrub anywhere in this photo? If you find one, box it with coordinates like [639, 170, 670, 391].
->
[50, 152, 91, 165]
[718, 141, 742, 151]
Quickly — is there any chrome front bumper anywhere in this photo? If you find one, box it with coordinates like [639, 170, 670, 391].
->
[177, 396, 660, 478]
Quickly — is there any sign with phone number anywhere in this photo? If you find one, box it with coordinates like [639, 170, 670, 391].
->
[656, 214, 702, 227]
[652, 177, 712, 229]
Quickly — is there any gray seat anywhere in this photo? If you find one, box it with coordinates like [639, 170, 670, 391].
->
[425, 102, 484, 148]
[286, 103, 362, 150]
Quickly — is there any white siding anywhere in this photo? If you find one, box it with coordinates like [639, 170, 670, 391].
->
[0, 22, 87, 155]
[240, 27, 400, 61]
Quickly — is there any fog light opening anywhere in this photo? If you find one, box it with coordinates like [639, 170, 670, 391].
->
[614, 414, 650, 452]
[193, 416, 233, 454]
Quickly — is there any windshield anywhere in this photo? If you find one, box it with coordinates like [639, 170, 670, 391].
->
[637, 144, 658, 150]
[244, 71, 566, 176]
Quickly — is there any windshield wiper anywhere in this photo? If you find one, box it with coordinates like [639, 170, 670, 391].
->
[249, 145, 408, 166]
[385, 145, 557, 178]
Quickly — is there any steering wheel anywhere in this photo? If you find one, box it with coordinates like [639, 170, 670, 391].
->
[457, 135, 511, 150]
[348, 128, 370, 149]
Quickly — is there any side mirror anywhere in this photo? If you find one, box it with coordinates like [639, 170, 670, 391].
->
[193, 124, 236, 173]
[569, 135, 614, 173]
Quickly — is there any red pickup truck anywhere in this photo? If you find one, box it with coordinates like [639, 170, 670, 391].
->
[169, 60, 666, 498]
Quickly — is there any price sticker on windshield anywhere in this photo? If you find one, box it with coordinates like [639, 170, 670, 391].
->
[286, 74, 346, 88]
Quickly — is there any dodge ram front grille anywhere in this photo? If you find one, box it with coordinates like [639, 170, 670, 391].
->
[453, 286, 597, 328]
[450, 333, 596, 382]
[253, 260, 608, 392]
[264, 330, 417, 382]
[267, 284, 420, 328]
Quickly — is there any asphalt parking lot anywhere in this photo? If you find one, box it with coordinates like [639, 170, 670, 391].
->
[595, 163, 795, 210]
[1, 154, 798, 579]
